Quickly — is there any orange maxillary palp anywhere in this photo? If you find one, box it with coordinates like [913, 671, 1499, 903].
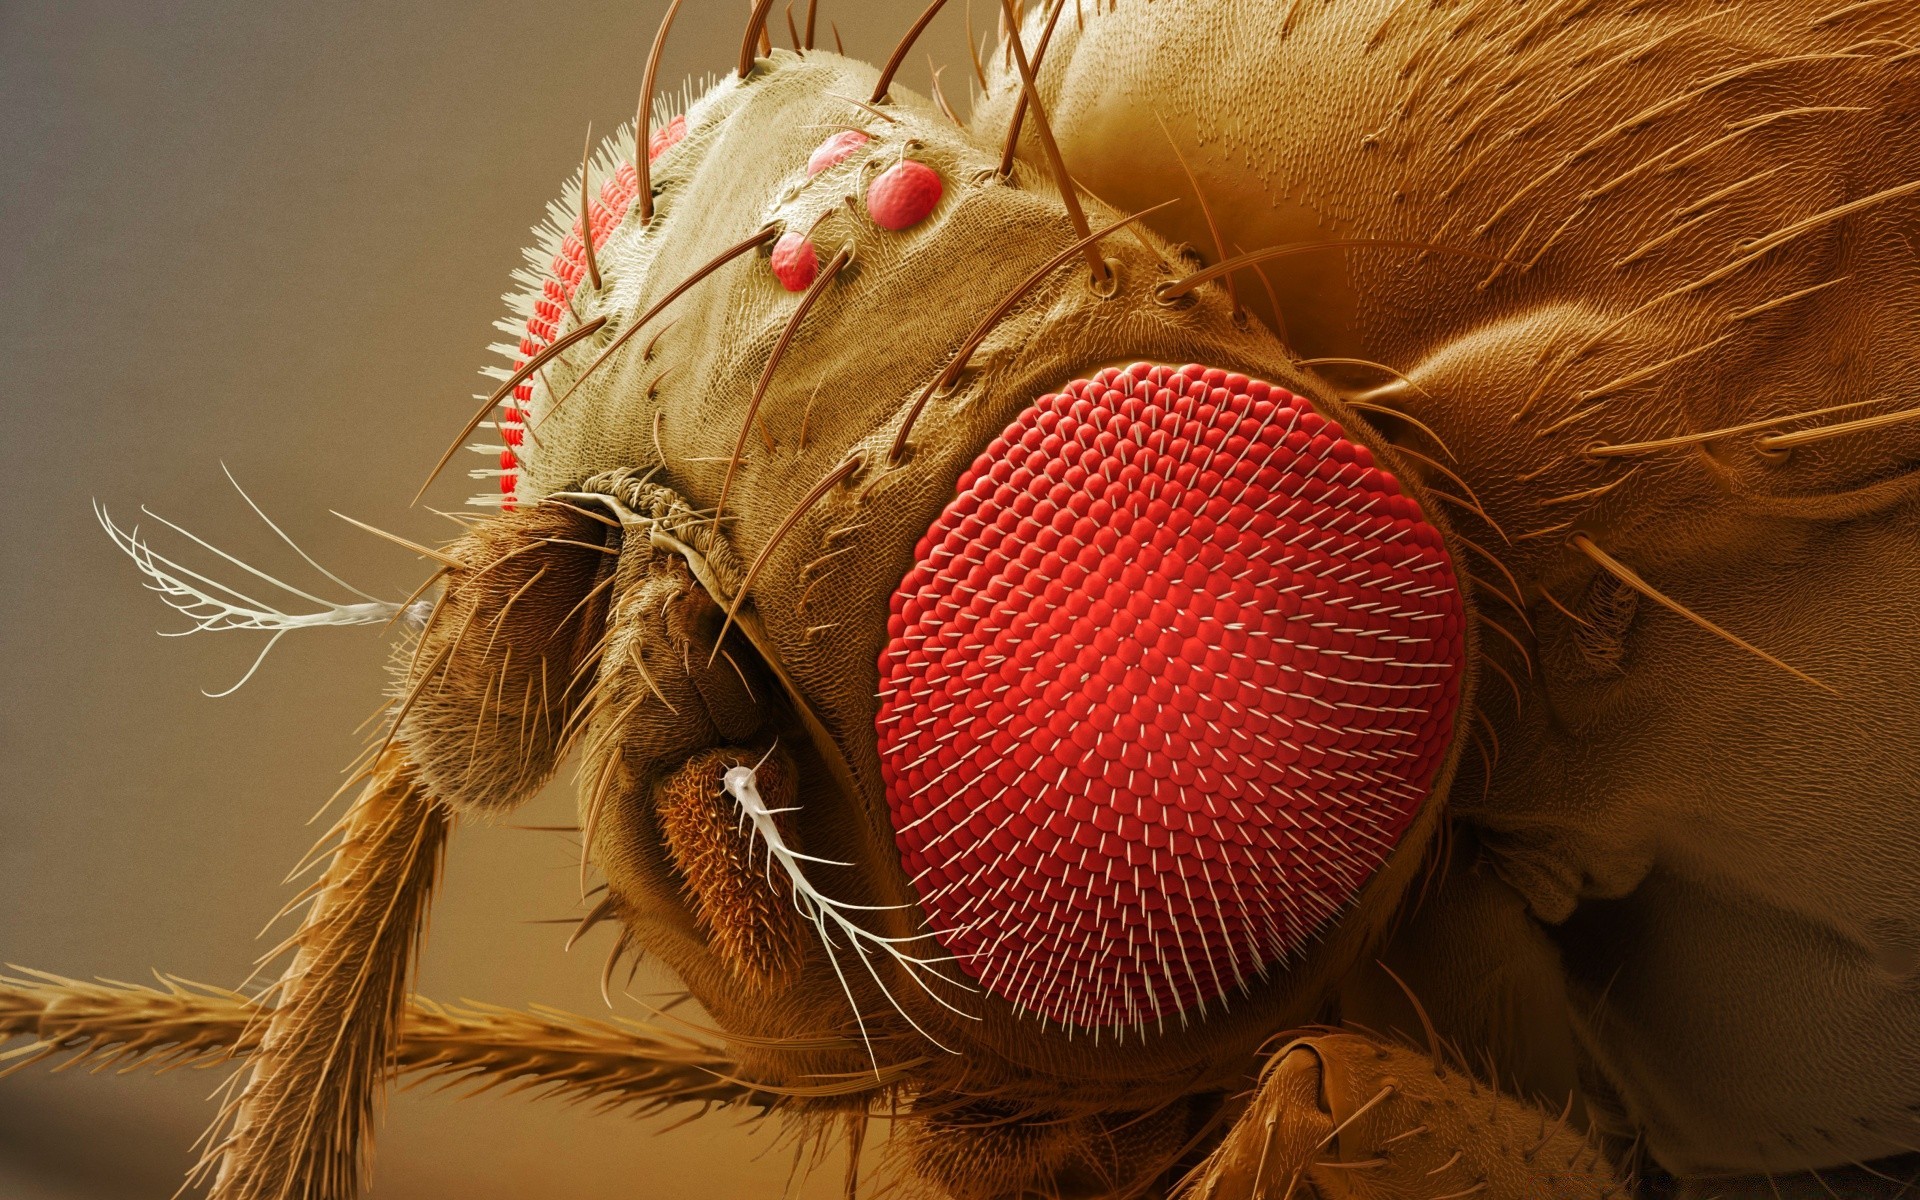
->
[874, 365, 1467, 1032]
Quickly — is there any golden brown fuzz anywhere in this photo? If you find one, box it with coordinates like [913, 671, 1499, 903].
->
[657, 747, 808, 989]
[200, 752, 449, 1200]
[902, 1102, 1085, 1200]
[399, 501, 619, 814]
[1183, 1033, 1619, 1200]
[901, 1098, 1199, 1200]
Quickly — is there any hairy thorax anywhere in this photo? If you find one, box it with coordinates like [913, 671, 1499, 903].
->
[988, 0, 1920, 1178]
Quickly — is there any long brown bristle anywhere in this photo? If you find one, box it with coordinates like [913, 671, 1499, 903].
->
[712, 453, 864, 658]
[1154, 113, 1239, 316]
[538, 226, 780, 430]
[1584, 396, 1885, 458]
[1159, 239, 1504, 300]
[414, 316, 606, 505]
[997, 0, 1107, 285]
[1230, 242, 1287, 339]
[1477, 640, 1526, 712]
[887, 201, 1175, 464]
[871, 0, 955, 103]
[740, 0, 777, 77]
[578, 125, 602, 292]
[1467, 569, 1535, 635]
[1453, 532, 1528, 625]
[997, 0, 1068, 177]
[565, 894, 621, 952]
[1388, 442, 1482, 517]
[330, 511, 468, 570]
[929, 59, 962, 126]
[1473, 610, 1535, 678]
[1340, 395, 1457, 461]
[713, 246, 852, 536]
[1755, 401, 1920, 451]
[964, 0, 987, 89]
[634, 0, 686, 225]
[1571, 535, 1836, 695]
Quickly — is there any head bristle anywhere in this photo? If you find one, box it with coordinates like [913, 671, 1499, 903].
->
[1154, 113, 1239, 317]
[887, 202, 1175, 464]
[419, 316, 607, 506]
[871, 0, 957, 103]
[538, 226, 780, 433]
[713, 247, 853, 537]
[741, 0, 777, 77]
[1571, 535, 1835, 694]
[634, 0, 686, 223]
[996, 0, 1106, 285]
[996, 0, 1069, 178]
[578, 126, 603, 292]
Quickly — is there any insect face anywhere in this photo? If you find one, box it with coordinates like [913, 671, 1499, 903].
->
[56, 4, 1920, 1196]
[405, 47, 1480, 1114]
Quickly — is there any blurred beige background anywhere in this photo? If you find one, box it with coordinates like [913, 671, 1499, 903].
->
[0, 1, 972, 1194]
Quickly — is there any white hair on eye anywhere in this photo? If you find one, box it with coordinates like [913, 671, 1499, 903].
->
[96, 466, 419, 697]
[468, 72, 721, 512]
[720, 747, 978, 1066]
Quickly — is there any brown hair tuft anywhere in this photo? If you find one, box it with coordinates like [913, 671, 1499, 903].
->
[400, 502, 618, 814]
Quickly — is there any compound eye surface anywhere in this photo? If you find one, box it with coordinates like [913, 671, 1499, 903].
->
[497, 114, 684, 506]
[876, 364, 1466, 1031]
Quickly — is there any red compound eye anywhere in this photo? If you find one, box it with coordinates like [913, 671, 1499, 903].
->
[497, 153, 642, 508]
[649, 114, 687, 161]
[875, 364, 1465, 1032]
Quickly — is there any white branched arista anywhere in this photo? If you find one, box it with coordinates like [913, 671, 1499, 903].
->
[96, 469, 421, 697]
[719, 749, 977, 1065]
